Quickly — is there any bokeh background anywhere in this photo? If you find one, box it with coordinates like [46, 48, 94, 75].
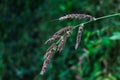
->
[0, 0, 120, 80]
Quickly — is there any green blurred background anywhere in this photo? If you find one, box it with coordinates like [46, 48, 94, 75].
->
[0, 0, 120, 80]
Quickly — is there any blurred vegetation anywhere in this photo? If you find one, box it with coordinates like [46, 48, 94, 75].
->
[0, 0, 120, 80]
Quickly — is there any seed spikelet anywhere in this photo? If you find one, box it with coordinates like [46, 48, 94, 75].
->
[59, 14, 95, 21]
[75, 24, 84, 50]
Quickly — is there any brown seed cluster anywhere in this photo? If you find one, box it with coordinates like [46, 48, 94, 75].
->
[40, 26, 73, 75]
[45, 35, 60, 44]
[54, 26, 73, 36]
[44, 43, 56, 58]
[59, 14, 95, 21]
[58, 33, 67, 52]
[45, 26, 73, 44]
[40, 13, 95, 75]
[75, 25, 84, 50]
[40, 43, 56, 75]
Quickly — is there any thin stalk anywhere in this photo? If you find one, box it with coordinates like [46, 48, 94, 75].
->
[74, 13, 120, 29]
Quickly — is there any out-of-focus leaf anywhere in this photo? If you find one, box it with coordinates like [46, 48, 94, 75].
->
[59, 4, 66, 11]
[101, 36, 111, 46]
[110, 32, 120, 40]
[108, 73, 117, 80]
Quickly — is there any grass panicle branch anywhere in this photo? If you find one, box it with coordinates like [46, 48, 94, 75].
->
[58, 33, 67, 52]
[46, 43, 56, 52]
[40, 43, 56, 75]
[40, 13, 120, 75]
[54, 26, 73, 36]
[45, 35, 60, 44]
[44, 43, 56, 59]
[75, 24, 84, 50]
[74, 13, 120, 29]
[59, 14, 95, 21]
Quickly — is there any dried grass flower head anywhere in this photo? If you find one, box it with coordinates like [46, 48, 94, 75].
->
[40, 13, 120, 75]
[40, 13, 95, 75]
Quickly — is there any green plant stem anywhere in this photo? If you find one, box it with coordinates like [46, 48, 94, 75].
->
[74, 13, 120, 28]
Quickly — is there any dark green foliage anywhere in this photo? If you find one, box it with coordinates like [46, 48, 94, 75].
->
[0, 0, 120, 80]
